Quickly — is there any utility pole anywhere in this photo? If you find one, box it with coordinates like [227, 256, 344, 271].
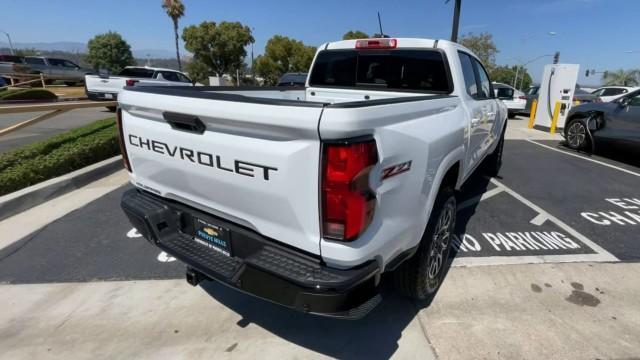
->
[1, 31, 15, 55]
[449, 0, 462, 42]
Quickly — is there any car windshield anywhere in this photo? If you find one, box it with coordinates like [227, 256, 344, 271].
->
[309, 49, 451, 93]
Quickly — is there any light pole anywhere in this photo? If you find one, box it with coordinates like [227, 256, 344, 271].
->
[251, 27, 255, 81]
[0, 30, 15, 55]
[511, 32, 557, 89]
[517, 54, 554, 89]
[447, 0, 462, 42]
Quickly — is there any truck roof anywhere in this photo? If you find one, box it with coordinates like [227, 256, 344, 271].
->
[124, 66, 181, 72]
[321, 37, 478, 59]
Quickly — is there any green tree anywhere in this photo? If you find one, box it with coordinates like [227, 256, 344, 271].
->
[86, 32, 135, 74]
[603, 69, 639, 86]
[184, 58, 210, 84]
[490, 65, 532, 90]
[182, 21, 254, 79]
[459, 32, 499, 72]
[162, 0, 185, 71]
[342, 30, 369, 40]
[254, 35, 316, 85]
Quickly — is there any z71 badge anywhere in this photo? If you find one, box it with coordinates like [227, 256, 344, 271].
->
[381, 160, 412, 180]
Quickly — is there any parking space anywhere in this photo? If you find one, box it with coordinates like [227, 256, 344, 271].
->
[1, 139, 639, 285]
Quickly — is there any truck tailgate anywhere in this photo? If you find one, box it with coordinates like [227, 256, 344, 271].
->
[118, 90, 324, 255]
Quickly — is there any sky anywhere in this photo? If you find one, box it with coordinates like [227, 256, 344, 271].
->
[1, 0, 638, 85]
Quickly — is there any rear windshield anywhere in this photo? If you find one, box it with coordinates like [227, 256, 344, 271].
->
[309, 49, 452, 93]
[118, 68, 155, 78]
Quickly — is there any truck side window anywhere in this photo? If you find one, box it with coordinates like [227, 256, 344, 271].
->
[473, 59, 492, 99]
[458, 52, 478, 98]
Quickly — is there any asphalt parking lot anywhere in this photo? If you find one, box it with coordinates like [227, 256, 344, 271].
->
[2, 136, 639, 284]
[1, 119, 640, 359]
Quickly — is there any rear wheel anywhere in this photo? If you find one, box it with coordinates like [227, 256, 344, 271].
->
[565, 119, 589, 150]
[393, 186, 456, 300]
[483, 125, 506, 177]
[106, 106, 117, 112]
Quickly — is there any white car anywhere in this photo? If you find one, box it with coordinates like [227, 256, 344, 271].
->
[85, 66, 194, 110]
[493, 82, 526, 118]
[118, 38, 507, 318]
[590, 86, 638, 102]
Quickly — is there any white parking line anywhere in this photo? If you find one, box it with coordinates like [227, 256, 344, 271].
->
[526, 139, 640, 177]
[530, 214, 547, 226]
[457, 187, 504, 211]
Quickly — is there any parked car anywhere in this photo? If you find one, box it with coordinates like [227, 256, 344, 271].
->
[24, 56, 92, 85]
[118, 37, 508, 318]
[85, 66, 194, 111]
[493, 82, 526, 118]
[523, 85, 601, 115]
[564, 89, 640, 152]
[0, 55, 31, 84]
[277, 72, 307, 87]
[590, 86, 638, 102]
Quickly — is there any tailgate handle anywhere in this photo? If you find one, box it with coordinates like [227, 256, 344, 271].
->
[163, 112, 206, 134]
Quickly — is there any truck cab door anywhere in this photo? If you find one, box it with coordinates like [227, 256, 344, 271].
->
[458, 51, 498, 173]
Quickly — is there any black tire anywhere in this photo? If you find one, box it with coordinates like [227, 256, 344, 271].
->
[393, 186, 456, 300]
[484, 125, 506, 177]
[565, 118, 589, 150]
[64, 82, 76, 87]
[106, 106, 117, 112]
[508, 112, 517, 119]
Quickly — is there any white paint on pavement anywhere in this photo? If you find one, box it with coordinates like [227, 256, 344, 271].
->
[526, 139, 640, 177]
[157, 251, 176, 262]
[530, 213, 548, 226]
[457, 187, 504, 211]
[126, 228, 142, 238]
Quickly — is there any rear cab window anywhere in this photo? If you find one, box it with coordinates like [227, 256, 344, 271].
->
[309, 49, 453, 93]
[118, 68, 155, 78]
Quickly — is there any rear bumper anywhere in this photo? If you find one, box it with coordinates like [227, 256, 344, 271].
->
[120, 189, 381, 319]
[86, 91, 117, 101]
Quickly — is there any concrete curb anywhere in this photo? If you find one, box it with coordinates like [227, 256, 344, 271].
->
[0, 156, 123, 221]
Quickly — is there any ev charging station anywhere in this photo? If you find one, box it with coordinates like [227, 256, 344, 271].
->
[533, 64, 581, 131]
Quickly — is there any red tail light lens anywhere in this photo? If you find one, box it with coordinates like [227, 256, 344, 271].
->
[116, 108, 132, 172]
[125, 79, 139, 87]
[355, 38, 397, 49]
[321, 139, 378, 241]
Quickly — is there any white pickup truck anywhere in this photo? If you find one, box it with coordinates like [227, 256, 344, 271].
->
[118, 38, 507, 319]
[85, 66, 194, 110]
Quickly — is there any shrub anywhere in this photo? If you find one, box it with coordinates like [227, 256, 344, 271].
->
[0, 88, 58, 101]
[0, 118, 120, 195]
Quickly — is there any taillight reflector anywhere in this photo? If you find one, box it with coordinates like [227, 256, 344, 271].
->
[321, 139, 378, 241]
[355, 38, 397, 49]
[125, 79, 139, 87]
[116, 108, 132, 172]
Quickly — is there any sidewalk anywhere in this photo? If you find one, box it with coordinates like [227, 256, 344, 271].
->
[1, 262, 638, 359]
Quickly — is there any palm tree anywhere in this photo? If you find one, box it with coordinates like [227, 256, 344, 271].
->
[603, 69, 640, 86]
[162, 0, 185, 71]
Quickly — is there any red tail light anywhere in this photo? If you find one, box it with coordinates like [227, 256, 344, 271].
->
[355, 38, 397, 49]
[125, 79, 139, 87]
[518, 96, 526, 100]
[116, 108, 132, 172]
[321, 139, 378, 241]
